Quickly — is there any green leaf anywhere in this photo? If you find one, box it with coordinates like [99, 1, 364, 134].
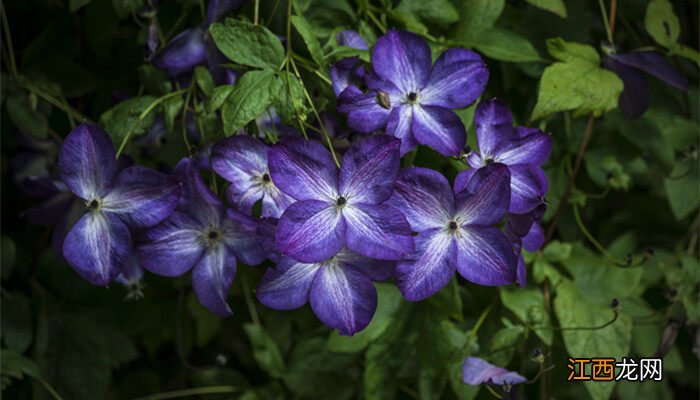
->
[283, 337, 356, 399]
[562, 244, 644, 303]
[99, 95, 157, 142]
[69, 0, 93, 12]
[394, 0, 459, 26]
[663, 160, 700, 220]
[474, 28, 542, 62]
[209, 19, 285, 71]
[1, 236, 16, 281]
[500, 288, 553, 345]
[644, 0, 680, 49]
[489, 324, 524, 352]
[194, 66, 215, 97]
[670, 44, 700, 66]
[243, 323, 285, 378]
[271, 72, 307, 125]
[584, 153, 631, 190]
[531, 39, 622, 120]
[554, 280, 632, 400]
[1, 349, 40, 380]
[207, 85, 235, 114]
[187, 294, 222, 348]
[5, 94, 49, 139]
[452, 0, 505, 43]
[221, 70, 277, 135]
[327, 283, 403, 353]
[542, 240, 572, 262]
[291, 15, 325, 66]
[111, 0, 144, 19]
[1, 293, 33, 353]
[162, 95, 184, 133]
[546, 37, 600, 64]
[525, 0, 567, 18]
[138, 65, 172, 96]
[42, 315, 136, 400]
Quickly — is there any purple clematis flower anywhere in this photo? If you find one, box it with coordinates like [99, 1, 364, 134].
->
[152, 0, 243, 82]
[387, 163, 517, 301]
[330, 30, 369, 96]
[57, 124, 180, 286]
[268, 135, 414, 263]
[458, 99, 552, 214]
[212, 135, 294, 218]
[256, 249, 394, 335]
[462, 356, 527, 387]
[136, 158, 266, 316]
[336, 30, 488, 156]
[336, 30, 369, 50]
[602, 48, 689, 118]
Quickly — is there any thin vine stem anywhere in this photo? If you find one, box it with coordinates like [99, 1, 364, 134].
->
[132, 385, 242, 400]
[572, 203, 626, 265]
[115, 89, 187, 158]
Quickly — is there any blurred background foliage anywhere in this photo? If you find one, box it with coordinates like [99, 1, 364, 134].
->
[1, 0, 698, 399]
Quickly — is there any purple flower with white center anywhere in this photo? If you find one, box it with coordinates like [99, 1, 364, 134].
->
[212, 135, 293, 218]
[337, 30, 488, 156]
[256, 249, 394, 335]
[268, 135, 414, 263]
[458, 99, 552, 214]
[57, 124, 181, 286]
[462, 356, 526, 387]
[602, 48, 689, 118]
[387, 163, 517, 301]
[136, 158, 266, 316]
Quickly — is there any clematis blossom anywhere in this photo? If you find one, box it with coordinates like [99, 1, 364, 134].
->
[462, 356, 527, 387]
[336, 30, 488, 156]
[152, 0, 243, 83]
[212, 135, 294, 218]
[57, 124, 180, 286]
[136, 158, 266, 316]
[388, 163, 517, 301]
[268, 135, 414, 263]
[459, 99, 552, 214]
[256, 249, 394, 335]
[602, 48, 688, 118]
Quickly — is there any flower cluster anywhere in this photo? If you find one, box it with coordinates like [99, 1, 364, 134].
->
[17, 29, 552, 336]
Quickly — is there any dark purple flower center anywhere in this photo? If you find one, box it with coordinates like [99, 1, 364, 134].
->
[262, 173, 271, 183]
[448, 220, 459, 232]
[484, 157, 494, 165]
[87, 199, 100, 211]
[407, 92, 418, 103]
[207, 230, 220, 240]
[336, 196, 347, 207]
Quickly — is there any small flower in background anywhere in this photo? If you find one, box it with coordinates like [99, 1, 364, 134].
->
[602, 46, 689, 118]
[115, 253, 146, 300]
[458, 99, 552, 214]
[57, 124, 181, 286]
[330, 30, 369, 96]
[151, 0, 243, 83]
[462, 356, 527, 388]
[336, 30, 488, 156]
[268, 135, 414, 263]
[136, 158, 266, 316]
[256, 249, 394, 335]
[388, 163, 517, 301]
[212, 135, 294, 218]
[336, 29, 369, 50]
